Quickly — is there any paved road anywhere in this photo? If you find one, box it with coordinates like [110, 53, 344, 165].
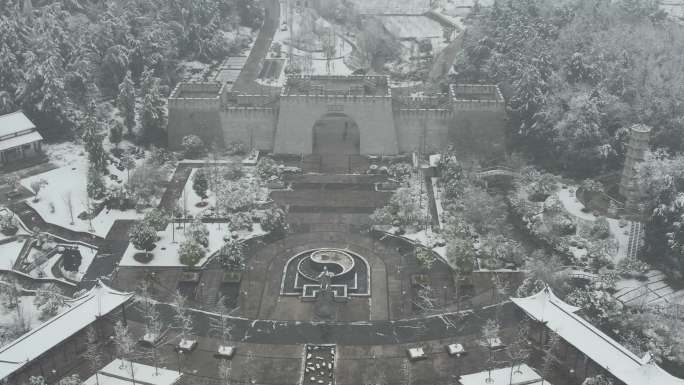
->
[232, 0, 281, 94]
[126, 300, 513, 346]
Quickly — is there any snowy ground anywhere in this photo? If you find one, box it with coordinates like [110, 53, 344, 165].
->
[178, 167, 269, 218]
[556, 186, 630, 264]
[181, 168, 218, 218]
[0, 296, 42, 339]
[379, 15, 443, 39]
[20, 142, 154, 238]
[348, 0, 430, 14]
[265, 9, 353, 84]
[0, 208, 30, 243]
[119, 222, 266, 267]
[403, 229, 447, 260]
[615, 270, 684, 307]
[84, 359, 181, 385]
[459, 364, 546, 385]
[0, 239, 27, 270]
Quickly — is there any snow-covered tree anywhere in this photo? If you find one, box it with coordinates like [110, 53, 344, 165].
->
[256, 157, 281, 180]
[34, 290, 64, 321]
[82, 103, 109, 174]
[179, 239, 205, 267]
[218, 359, 232, 384]
[186, 218, 209, 247]
[122, 155, 136, 184]
[210, 295, 234, 348]
[192, 169, 209, 202]
[219, 239, 244, 271]
[582, 375, 614, 385]
[116, 71, 136, 136]
[138, 281, 164, 373]
[172, 291, 195, 345]
[217, 180, 254, 212]
[143, 209, 170, 231]
[481, 318, 501, 382]
[100, 45, 129, 97]
[507, 322, 531, 375]
[57, 374, 81, 385]
[84, 326, 104, 385]
[140, 73, 166, 145]
[29, 179, 47, 203]
[87, 164, 106, 199]
[25, 376, 46, 385]
[109, 121, 123, 150]
[113, 321, 138, 383]
[566, 287, 623, 329]
[129, 221, 158, 259]
[260, 207, 287, 235]
[182, 135, 205, 159]
[415, 247, 436, 270]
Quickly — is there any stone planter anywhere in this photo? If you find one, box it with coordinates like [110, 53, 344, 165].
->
[178, 339, 197, 352]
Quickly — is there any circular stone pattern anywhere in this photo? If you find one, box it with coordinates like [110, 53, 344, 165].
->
[298, 249, 355, 282]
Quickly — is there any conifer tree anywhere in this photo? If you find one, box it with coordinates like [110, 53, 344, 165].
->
[117, 71, 136, 136]
[140, 73, 166, 145]
[82, 103, 109, 174]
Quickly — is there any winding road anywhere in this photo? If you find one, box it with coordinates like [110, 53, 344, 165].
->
[232, 0, 281, 94]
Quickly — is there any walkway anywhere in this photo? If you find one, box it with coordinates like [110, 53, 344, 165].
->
[126, 299, 515, 346]
[231, 0, 281, 94]
[626, 221, 642, 260]
[8, 201, 104, 247]
[615, 270, 681, 306]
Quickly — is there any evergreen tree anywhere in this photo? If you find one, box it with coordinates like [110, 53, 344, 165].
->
[219, 239, 244, 270]
[140, 73, 166, 145]
[129, 221, 158, 259]
[87, 164, 106, 199]
[82, 103, 109, 174]
[179, 239, 205, 267]
[109, 121, 123, 149]
[116, 71, 136, 136]
[192, 169, 209, 202]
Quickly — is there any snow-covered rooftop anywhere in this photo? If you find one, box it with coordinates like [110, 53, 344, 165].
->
[0, 111, 36, 138]
[511, 287, 684, 385]
[84, 359, 182, 385]
[0, 282, 134, 381]
[0, 130, 43, 151]
[459, 364, 549, 385]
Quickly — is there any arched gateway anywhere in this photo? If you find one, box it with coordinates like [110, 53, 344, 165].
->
[167, 76, 507, 161]
[273, 75, 399, 155]
[312, 113, 360, 155]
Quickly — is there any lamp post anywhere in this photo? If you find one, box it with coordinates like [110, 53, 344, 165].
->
[175, 348, 183, 374]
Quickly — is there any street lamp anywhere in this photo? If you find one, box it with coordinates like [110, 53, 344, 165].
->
[175, 348, 184, 374]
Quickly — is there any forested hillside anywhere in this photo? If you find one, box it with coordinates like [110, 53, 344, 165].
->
[0, 0, 262, 139]
[451, 0, 684, 177]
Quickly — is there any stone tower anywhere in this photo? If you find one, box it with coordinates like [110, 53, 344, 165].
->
[23, 0, 33, 19]
[619, 124, 652, 214]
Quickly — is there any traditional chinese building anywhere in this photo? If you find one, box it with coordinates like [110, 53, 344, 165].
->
[512, 287, 684, 385]
[0, 111, 44, 167]
[0, 282, 134, 384]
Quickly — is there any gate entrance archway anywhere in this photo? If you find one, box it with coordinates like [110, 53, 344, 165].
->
[312, 113, 360, 173]
[312, 113, 360, 156]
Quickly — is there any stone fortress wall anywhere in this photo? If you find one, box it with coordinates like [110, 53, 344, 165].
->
[167, 76, 507, 159]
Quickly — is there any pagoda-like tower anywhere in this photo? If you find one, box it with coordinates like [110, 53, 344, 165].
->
[619, 124, 651, 214]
